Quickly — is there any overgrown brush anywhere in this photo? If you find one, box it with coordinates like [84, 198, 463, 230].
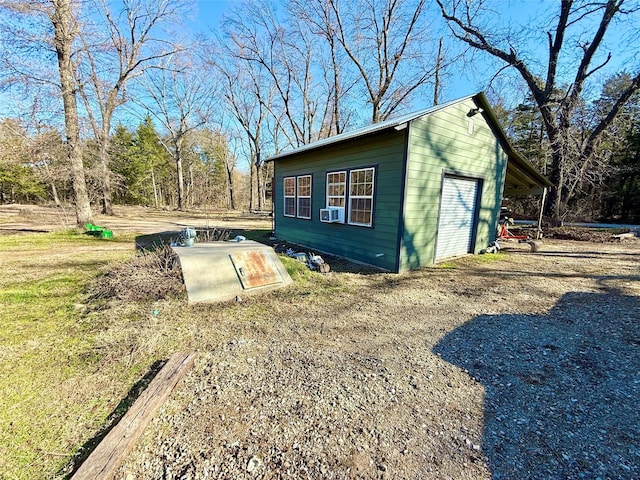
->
[89, 245, 185, 302]
[545, 227, 628, 243]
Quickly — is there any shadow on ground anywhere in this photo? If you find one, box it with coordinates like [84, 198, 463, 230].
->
[434, 291, 640, 479]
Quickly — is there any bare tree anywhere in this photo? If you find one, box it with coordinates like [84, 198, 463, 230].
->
[188, 127, 237, 209]
[437, 0, 640, 223]
[76, 0, 186, 215]
[223, 1, 332, 147]
[433, 37, 444, 105]
[291, 0, 357, 136]
[32, 127, 68, 207]
[51, 0, 93, 226]
[328, 0, 436, 122]
[0, 0, 93, 225]
[213, 129, 239, 210]
[140, 53, 214, 210]
[213, 52, 275, 211]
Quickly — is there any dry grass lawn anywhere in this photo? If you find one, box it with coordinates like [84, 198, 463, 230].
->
[0, 205, 638, 479]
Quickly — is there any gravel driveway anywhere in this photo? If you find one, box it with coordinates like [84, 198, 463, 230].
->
[116, 239, 640, 480]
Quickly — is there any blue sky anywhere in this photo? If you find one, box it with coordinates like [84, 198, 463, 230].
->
[1, 0, 635, 126]
[187, 0, 637, 107]
[189, 0, 484, 104]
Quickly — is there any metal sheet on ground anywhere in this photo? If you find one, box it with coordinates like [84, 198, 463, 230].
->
[172, 241, 292, 303]
[229, 251, 283, 289]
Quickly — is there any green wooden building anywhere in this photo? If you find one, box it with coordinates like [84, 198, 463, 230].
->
[267, 93, 550, 272]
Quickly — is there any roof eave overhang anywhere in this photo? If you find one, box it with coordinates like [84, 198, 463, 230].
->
[472, 93, 553, 195]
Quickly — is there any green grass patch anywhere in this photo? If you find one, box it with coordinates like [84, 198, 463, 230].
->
[238, 228, 273, 244]
[436, 262, 458, 269]
[0, 231, 135, 479]
[280, 254, 313, 278]
[469, 253, 503, 263]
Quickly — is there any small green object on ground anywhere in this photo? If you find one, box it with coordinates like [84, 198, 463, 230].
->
[85, 223, 113, 238]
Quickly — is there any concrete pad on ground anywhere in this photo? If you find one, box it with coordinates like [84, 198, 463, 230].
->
[172, 240, 292, 303]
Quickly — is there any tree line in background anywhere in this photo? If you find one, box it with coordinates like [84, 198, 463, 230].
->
[0, 114, 245, 210]
[0, 0, 638, 226]
[497, 71, 640, 223]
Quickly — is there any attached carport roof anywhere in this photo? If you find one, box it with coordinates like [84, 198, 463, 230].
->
[266, 92, 552, 196]
[473, 94, 552, 196]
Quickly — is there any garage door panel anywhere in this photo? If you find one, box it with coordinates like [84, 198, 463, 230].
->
[435, 176, 479, 261]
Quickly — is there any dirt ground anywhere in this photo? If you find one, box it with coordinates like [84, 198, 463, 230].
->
[2, 205, 638, 479]
[0, 204, 273, 235]
[115, 237, 639, 480]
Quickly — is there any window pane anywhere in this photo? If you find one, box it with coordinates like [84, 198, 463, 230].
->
[329, 182, 345, 196]
[327, 171, 346, 210]
[351, 198, 372, 225]
[284, 177, 296, 216]
[298, 197, 311, 219]
[297, 176, 311, 196]
[348, 168, 374, 226]
[285, 198, 295, 216]
[284, 177, 295, 196]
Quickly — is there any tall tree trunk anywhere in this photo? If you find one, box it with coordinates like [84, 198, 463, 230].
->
[372, 102, 381, 123]
[173, 136, 185, 210]
[433, 37, 443, 106]
[249, 160, 257, 211]
[51, 0, 92, 227]
[544, 123, 567, 225]
[546, 151, 565, 224]
[330, 36, 342, 135]
[151, 168, 159, 208]
[99, 128, 113, 215]
[225, 160, 235, 210]
[176, 155, 185, 210]
[255, 151, 263, 210]
[188, 162, 194, 206]
[97, 99, 117, 215]
[43, 161, 61, 207]
[50, 180, 61, 207]
[256, 164, 264, 211]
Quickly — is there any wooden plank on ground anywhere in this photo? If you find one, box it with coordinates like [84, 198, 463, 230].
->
[71, 352, 196, 480]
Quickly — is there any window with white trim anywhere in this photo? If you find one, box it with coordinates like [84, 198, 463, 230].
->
[297, 175, 312, 219]
[326, 171, 346, 207]
[283, 177, 296, 217]
[348, 167, 375, 226]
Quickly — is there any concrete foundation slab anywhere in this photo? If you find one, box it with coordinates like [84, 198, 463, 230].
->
[172, 241, 292, 303]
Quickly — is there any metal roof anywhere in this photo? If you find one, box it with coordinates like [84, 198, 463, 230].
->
[267, 92, 552, 195]
[265, 94, 476, 162]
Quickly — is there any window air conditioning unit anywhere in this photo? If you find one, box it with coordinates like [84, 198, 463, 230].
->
[320, 206, 344, 223]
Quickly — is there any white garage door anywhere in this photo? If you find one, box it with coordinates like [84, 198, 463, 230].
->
[435, 176, 480, 261]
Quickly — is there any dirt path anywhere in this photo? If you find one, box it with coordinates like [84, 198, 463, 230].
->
[0, 204, 271, 235]
[113, 238, 639, 479]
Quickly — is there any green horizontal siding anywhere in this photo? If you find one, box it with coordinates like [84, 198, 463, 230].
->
[400, 100, 508, 271]
[274, 98, 509, 273]
[274, 129, 406, 271]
